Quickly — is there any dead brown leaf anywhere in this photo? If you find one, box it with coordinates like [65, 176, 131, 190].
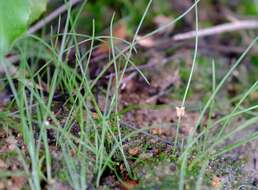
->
[150, 128, 163, 135]
[136, 35, 155, 48]
[128, 147, 140, 156]
[120, 180, 139, 190]
[97, 21, 128, 54]
[211, 176, 222, 189]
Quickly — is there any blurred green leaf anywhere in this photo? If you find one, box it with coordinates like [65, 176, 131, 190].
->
[0, 0, 47, 58]
[251, 56, 258, 67]
[0, 0, 30, 57]
[28, 0, 48, 24]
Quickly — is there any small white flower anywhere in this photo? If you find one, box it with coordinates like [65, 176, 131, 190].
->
[176, 106, 185, 118]
[44, 120, 50, 126]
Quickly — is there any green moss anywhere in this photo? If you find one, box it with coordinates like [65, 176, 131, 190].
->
[0, 151, 18, 160]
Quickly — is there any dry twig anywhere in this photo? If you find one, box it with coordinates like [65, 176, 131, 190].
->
[28, 0, 82, 34]
[173, 20, 258, 41]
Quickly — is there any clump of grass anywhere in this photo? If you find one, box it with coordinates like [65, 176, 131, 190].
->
[0, 0, 258, 189]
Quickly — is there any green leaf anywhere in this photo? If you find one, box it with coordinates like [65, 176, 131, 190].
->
[0, 0, 30, 57]
[0, 0, 47, 58]
[28, 0, 48, 24]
